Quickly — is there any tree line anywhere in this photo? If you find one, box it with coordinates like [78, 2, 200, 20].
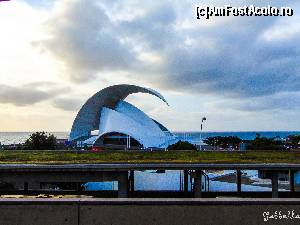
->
[203, 133, 300, 151]
[2, 131, 300, 151]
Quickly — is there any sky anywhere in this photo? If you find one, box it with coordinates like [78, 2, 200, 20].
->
[0, 0, 299, 132]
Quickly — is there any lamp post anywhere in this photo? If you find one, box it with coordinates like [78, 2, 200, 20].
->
[200, 117, 206, 151]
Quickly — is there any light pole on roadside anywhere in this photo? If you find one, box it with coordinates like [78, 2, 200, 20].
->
[200, 117, 206, 151]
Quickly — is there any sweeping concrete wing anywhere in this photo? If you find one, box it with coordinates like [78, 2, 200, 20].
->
[96, 101, 168, 148]
[69, 84, 169, 141]
[115, 100, 164, 134]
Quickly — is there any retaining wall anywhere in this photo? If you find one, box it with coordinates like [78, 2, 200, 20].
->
[1, 198, 300, 225]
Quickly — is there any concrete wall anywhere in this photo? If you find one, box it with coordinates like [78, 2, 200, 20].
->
[0, 200, 78, 225]
[1, 198, 300, 225]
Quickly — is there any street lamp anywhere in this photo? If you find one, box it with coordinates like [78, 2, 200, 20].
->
[200, 117, 206, 151]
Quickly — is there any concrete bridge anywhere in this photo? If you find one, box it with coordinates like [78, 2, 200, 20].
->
[0, 163, 299, 198]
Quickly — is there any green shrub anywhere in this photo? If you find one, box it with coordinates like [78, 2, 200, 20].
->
[203, 136, 241, 149]
[167, 141, 197, 151]
[24, 132, 57, 150]
[247, 135, 283, 151]
[286, 135, 300, 149]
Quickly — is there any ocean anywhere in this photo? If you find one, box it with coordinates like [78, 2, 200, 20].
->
[0, 131, 299, 145]
[0, 132, 69, 145]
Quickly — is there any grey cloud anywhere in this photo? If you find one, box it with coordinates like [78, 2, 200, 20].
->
[216, 91, 300, 112]
[37, 0, 300, 110]
[0, 83, 69, 106]
[157, 13, 300, 97]
[120, 2, 178, 49]
[115, 1, 300, 98]
[38, 0, 139, 83]
[52, 97, 83, 111]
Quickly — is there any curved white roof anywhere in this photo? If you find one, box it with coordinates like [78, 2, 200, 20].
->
[69, 84, 176, 149]
[97, 101, 170, 148]
[69, 84, 168, 141]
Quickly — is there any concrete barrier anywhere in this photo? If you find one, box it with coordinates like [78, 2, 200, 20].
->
[1, 198, 300, 225]
[0, 199, 78, 225]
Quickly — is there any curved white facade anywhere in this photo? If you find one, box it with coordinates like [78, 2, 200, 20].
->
[96, 101, 173, 148]
[70, 84, 175, 149]
[69, 84, 168, 141]
[115, 101, 163, 134]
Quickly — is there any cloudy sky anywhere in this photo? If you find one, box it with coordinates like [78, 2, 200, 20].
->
[0, 0, 299, 132]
